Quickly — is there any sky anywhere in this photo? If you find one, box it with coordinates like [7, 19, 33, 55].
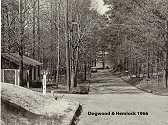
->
[91, 0, 111, 15]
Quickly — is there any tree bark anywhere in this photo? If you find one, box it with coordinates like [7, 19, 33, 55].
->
[65, 0, 70, 91]
[135, 58, 138, 77]
[156, 53, 159, 83]
[56, 0, 60, 87]
[165, 20, 168, 87]
[32, 0, 36, 59]
[2, 13, 5, 52]
[84, 62, 87, 81]
[147, 47, 150, 79]
[37, 0, 40, 61]
[163, 20, 168, 87]
[74, 16, 81, 87]
[102, 48, 105, 69]
[74, 46, 79, 87]
[70, 24, 75, 88]
[19, 0, 24, 86]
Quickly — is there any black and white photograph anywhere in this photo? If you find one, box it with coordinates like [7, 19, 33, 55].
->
[1, 0, 168, 124]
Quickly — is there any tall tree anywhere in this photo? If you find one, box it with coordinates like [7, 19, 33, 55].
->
[65, 0, 70, 91]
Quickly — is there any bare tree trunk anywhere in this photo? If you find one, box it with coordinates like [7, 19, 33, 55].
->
[165, 50, 168, 87]
[84, 62, 87, 80]
[19, 0, 24, 86]
[71, 51, 75, 88]
[32, 0, 36, 59]
[6, 8, 11, 52]
[56, 0, 60, 87]
[156, 53, 159, 83]
[65, 0, 70, 91]
[139, 61, 142, 77]
[74, 47, 79, 87]
[102, 48, 105, 69]
[2, 13, 5, 52]
[70, 23, 75, 88]
[74, 16, 81, 87]
[147, 47, 150, 79]
[37, 0, 40, 61]
[135, 58, 138, 77]
[164, 20, 168, 87]
[151, 51, 155, 78]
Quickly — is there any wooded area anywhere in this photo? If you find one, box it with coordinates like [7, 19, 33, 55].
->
[1, 0, 168, 90]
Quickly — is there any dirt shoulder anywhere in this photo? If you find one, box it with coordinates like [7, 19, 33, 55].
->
[121, 76, 168, 96]
[1, 82, 80, 125]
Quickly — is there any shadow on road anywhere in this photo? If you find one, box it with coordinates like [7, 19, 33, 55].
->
[89, 70, 144, 95]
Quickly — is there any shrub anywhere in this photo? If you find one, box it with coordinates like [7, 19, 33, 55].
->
[20, 79, 27, 87]
[30, 80, 42, 88]
[71, 85, 89, 94]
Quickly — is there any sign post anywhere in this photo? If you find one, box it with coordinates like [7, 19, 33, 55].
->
[43, 74, 46, 95]
[27, 70, 29, 88]
[2, 69, 4, 82]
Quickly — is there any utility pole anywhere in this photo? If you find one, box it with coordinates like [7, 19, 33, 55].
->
[65, 0, 70, 91]
[19, 0, 24, 86]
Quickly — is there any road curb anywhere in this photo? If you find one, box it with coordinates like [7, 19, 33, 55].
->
[70, 105, 82, 125]
[62, 103, 82, 125]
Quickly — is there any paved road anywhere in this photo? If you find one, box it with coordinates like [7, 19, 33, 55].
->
[63, 70, 168, 125]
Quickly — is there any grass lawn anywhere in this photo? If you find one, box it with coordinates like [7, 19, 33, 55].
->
[121, 75, 168, 96]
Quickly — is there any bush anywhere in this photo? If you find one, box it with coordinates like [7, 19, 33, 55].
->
[20, 79, 27, 87]
[71, 85, 89, 94]
[29, 80, 42, 88]
[77, 72, 84, 81]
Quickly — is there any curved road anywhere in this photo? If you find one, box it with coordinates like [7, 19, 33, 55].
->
[63, 70, 168, 125]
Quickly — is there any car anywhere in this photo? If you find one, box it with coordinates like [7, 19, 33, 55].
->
[91, 67, 97, 73]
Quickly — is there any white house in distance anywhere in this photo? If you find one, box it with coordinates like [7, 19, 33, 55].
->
[92, 51, 112, 69]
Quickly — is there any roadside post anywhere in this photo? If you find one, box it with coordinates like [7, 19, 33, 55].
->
[43, 74, 47, 95]
[27, 70, 29, 88]
[51, 90, 54, 96]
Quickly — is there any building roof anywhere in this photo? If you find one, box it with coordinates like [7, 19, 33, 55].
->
[1, 53, 42, 67]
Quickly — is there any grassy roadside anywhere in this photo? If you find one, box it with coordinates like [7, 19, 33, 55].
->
[30, 80, 90, 94]
[121, 75, 168, 96]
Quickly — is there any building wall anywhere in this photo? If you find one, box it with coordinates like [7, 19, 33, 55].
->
[1, 67, 41, 85]
[1, 56, 42, 85]
[30, 67, 41, 81]
[32, 68, 34, 80]
[1, 69, 20, 85]
[23, 69, 27, 81]
[96, 62, 103, 69]
[95, 61, 112, 69]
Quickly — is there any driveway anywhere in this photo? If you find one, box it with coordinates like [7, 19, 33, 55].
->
[63, 70, 168, 125]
